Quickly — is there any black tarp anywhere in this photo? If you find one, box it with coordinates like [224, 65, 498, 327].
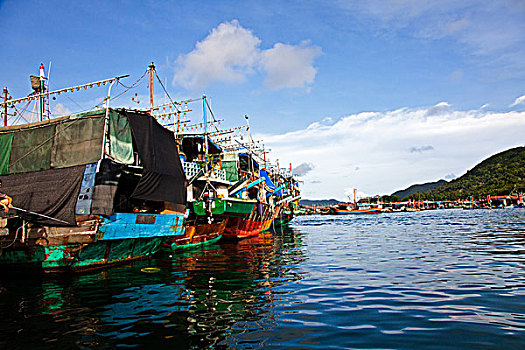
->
[239, 153, 259, 173]
[90, 159, 124, 216]
[0, 165, 86, 225]
[125, 110, 186, 205]
[180, 135, 222, 162]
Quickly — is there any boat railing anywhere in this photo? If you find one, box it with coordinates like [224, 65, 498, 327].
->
[182, 161, 227, 181]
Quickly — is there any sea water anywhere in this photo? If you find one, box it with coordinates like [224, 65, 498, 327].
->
[1, 209, 524, 349]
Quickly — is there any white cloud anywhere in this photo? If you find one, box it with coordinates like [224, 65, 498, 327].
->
[260, 41, 322, 90]
[260, 102, 525, 200]
[173, 20, 321, 91]
[53, 103, 71, 116]
[510, 95, 525, 107]
[409, 145, 434, 153]
[293, 162, 315, 176]
[425, 102, 450, 116]
[173, 20, 261, 90]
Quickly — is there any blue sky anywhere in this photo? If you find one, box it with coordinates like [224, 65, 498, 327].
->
[1, 0, 525, 199]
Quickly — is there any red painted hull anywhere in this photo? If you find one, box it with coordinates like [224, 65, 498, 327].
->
[164, 219, 227, 249]
[222, 203, 277, 240]
[222, 216, 273, 240]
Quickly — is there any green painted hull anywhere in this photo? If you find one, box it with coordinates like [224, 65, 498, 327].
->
[0, 237, 164, 273]
[273, 215, 294, 227]
[169, 234, 222, 250]
[192, 197, 256, 217]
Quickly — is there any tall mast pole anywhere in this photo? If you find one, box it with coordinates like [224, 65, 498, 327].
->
[245, 115, 253, 176]
[3, 87, 7, 127]
[203, 95, 209, 174]
[263, 144, 266, 170]
[148, 62, 155, 115]
[39, 63, 45, 121]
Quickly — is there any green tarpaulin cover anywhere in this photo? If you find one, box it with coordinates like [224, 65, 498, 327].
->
[51, 115, 104, 168]
[109, 110, 134, 164]
[0, 133, 13, 175]
[9, 123, 55, 174]
[0, 109, 135, 175]
[222, 160, 239, 182]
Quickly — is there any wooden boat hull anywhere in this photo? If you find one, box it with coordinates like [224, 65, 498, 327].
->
[163, 218, 227, 250]
[0, 237, 165, 273]
[329, 208, 382, 215]
[0, 212, 186, 273]
[272, 210, 294, 227]
[192, 197, 256, 217]
[222, 216, 274, 240]
[222, 202, 277, 240]
[273, 215, 294, 227]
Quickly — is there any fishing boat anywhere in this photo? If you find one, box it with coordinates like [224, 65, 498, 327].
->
[328, 204, 382, 215]
[220, 153, 277, 239]
[267, 166, 301, 229]
[0, 67, 187, 272]
[164, 132, 229, 249]
[328, 188, 381, 215]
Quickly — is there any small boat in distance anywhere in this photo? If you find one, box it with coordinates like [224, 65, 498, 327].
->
[328, 203, 382, 215]
[328, 189, 382, 214]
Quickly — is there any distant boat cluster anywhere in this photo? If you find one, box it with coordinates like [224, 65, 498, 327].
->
[303, 195, 525, 215]
[0, 63, 300, 272]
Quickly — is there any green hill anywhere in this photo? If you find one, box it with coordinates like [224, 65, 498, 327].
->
[392, 179, 448, 199]
[407, 146, 525, 200]
[301, 199, 340, 207]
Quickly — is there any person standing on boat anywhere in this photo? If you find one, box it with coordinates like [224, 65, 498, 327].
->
[0, 180, 13, 213]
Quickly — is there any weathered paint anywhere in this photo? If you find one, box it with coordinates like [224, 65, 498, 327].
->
[0, 212, 186, 272]
[98, 213, 186, 240]
[0, 237, 164, 272]
[222, 216, 273, 239]
[192, 198, 255, 217]
[164, 218, 227, 250]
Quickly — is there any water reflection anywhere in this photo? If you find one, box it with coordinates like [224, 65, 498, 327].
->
[0, 226, 307, 349]
[1, 212, 525, 349]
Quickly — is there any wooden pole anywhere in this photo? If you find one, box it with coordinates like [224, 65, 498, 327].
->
[149, 62, 155, 115]
[3, 87, 7, 127]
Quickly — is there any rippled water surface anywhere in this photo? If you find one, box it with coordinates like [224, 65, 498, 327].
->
[1, 209, 525, 349]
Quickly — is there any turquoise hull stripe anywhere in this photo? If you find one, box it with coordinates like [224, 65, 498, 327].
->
[267, 185, 284, 198]
[99, 213, 186, 240]
[170, 235, 222, 250]
[231, 178, 264, 197]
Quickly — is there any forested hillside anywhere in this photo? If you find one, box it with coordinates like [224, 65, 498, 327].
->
[407, 147, 525, 200]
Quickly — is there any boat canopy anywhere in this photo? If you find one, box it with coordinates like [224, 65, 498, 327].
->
[180, 135, 222, 162]
[0, 109, 134, 175]
[0, 109, 187, 225]
[259, 169, 276, 191]
[239, 153, 259, 173]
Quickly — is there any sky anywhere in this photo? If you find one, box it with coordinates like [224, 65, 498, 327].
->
[1, 0, 525, 200]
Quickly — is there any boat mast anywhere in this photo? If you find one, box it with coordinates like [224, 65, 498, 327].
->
[2, 87, 7, 127]
[245, 115, 254, 176]
[148, 62, 155, 115]
[102, 78, 119, 159]
[39, 63, 46, 121]
[45, 62, 52, 120]
[203, 95, 209, 175]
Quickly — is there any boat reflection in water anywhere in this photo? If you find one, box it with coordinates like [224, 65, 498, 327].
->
[0, 226, 306, 349]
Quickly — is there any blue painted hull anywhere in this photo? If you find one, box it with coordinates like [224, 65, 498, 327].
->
[99, 213, 186, 240]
